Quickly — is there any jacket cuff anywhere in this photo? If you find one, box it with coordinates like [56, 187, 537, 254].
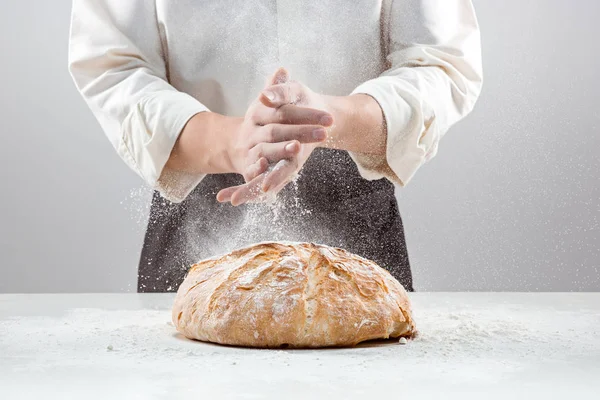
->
[349, 77, 429, 186]
[118, 90, 209, 202]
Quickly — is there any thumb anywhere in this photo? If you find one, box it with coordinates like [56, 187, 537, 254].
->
[265, 67, 289, 88]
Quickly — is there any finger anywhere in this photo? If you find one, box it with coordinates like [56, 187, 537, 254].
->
[217, 167, 271, 204]
[253, 104, 333, 127]
[216, 185, 240, 203]
[260, 124, 327, 144]
[230, 174, 268, 206]
[243, 157, 269, 182]
[278, 104, 334, 126]
[260, 82, 303, 108]
[250, 141, 301, 164]
[261, 159, 298, 193]
[265, 67, 290, 89]
[217, 148, 292, 203]
[231, 158, 297, 206]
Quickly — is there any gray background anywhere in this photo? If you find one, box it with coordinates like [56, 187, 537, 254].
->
[0, 0, 598, 293]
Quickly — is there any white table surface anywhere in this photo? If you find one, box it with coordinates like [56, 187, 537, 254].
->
[1, 293, 599, 399]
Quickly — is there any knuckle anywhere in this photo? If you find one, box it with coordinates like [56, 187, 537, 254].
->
[289, 82, 301, 95]
[248, 146, 260, 161]
[264, 125, 275, 142]
[271, 86, 282, 99]
[255, 145, 265, 159]
[285, 84, 294, 103]
[248, 110, 262, 124]
[276, 84, 287, 101]
[276, 109, 287, 124]
[289, 83, 303, 103]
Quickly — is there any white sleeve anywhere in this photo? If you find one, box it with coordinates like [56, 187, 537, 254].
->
[349, 0, 483, 185]
[68, 0, 209, 202]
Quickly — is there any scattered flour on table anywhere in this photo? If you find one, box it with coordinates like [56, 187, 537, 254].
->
[1, 297, 599, 395]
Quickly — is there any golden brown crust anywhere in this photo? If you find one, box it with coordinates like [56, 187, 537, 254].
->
[172, 242, 416, 348]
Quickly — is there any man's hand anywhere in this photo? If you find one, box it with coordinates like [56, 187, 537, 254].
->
[216, 139, 317, 206]
[260, 80, 330, 118]
[261, 80, 387, 155]
[166, 68, 332, 181]
[217, 72, 334, 206]
[228, 68, 332, 182]
[216, 69, 389, 206]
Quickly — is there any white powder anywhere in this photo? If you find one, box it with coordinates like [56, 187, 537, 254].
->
[1, 294, 599, 398]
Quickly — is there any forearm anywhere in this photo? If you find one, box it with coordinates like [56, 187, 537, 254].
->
[322, 94, 387, 155]
[165, 112, 242, 175]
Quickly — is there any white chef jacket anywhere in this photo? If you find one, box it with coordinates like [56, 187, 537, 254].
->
[68, 0, 482, 203]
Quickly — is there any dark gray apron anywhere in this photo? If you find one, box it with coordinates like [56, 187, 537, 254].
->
[138, 148, 413, 292]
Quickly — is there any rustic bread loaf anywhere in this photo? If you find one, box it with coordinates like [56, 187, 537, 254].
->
[172, 242, 416, 348]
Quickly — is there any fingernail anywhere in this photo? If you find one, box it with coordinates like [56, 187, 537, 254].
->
[319, 115, 333, 126]
[285, 142, 297, 152]
[263, 90, 276, 101]
[312, 128, 326, 141]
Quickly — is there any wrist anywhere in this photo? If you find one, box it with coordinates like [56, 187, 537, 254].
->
[320, 95, 349, 148]
[321, 94, 386, 155]
[211, 114, 244, 174]
[167, 112, 242, 175]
